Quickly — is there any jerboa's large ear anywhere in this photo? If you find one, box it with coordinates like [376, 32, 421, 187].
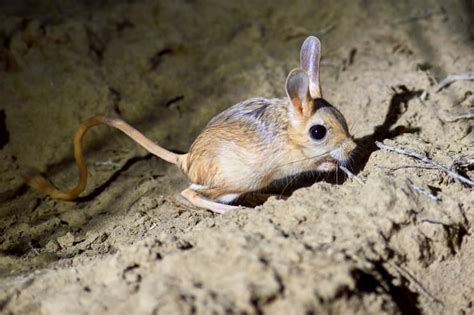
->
[300, 36, 322, 98]
[285, 68, 313, 119]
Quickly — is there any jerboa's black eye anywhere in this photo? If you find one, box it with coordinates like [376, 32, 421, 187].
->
[309, 124, 327, 140]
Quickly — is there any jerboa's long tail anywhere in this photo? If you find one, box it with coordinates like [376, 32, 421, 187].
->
[26, 114, 180, 201]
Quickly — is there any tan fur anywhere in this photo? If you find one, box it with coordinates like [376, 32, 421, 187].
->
[179, 94, 353, 201]
[182, 118, 286, 198]
[321, 109, 350, 148]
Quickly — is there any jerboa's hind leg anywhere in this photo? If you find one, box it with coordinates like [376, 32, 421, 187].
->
[181, 188, 240, 214]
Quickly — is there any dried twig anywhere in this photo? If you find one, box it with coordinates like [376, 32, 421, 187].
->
[377, 164, 439, 172]
[375, 141, 474, 186]
[377, 166, 442, 201]
[388, 262, 443, 306]
[441, 112, 474, 123]
[340, 165, 364, 185]
[452, 154, 474, 169]
[406, 178, 441, 202]
[434, 72, 474, 92]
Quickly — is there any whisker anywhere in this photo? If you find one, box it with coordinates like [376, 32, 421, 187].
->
[348, 114, 365, 134]
[340, 165, 364, 185]
[275, 150, 332, 168]
[347, 158, 354, 172]
[279, 173, 299, 198]
[351, 128, 375, 138]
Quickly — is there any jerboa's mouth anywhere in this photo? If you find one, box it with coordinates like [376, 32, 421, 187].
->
[314, 156, 338, 171]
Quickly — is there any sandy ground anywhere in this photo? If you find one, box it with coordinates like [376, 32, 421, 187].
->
[0, 0, 473, 314]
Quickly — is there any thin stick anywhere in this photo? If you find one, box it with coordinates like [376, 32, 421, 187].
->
[452, 154, 474, 169]
[388, 262, 443, 306]
[339, 165, 364, 185]
[376, 164, 439, 172]
[377, 165, 441, 201]
[406, 178, 441, 202]
[434, 72, 474, 92]
[442, 112, 474, 123]
[375, 141, 474, 186]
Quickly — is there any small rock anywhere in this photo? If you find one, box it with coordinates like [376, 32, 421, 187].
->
[57, 232, 75, 249]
